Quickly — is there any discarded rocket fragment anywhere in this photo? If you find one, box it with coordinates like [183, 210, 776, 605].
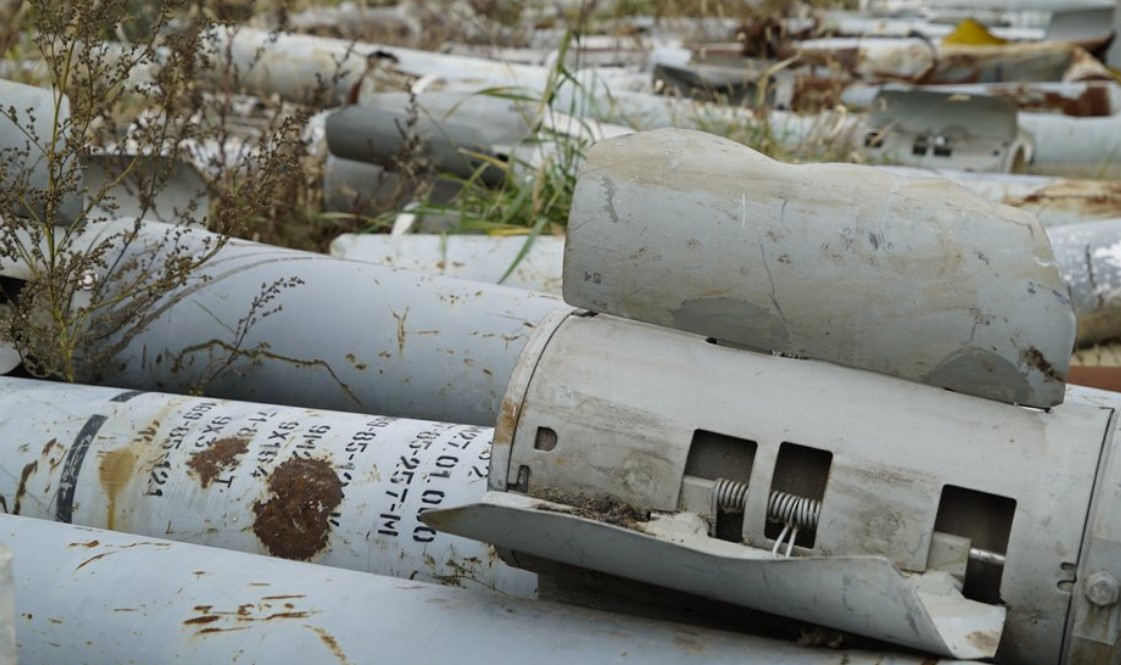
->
[422, 129, 1119, 664]
[0, 375, 536, 598]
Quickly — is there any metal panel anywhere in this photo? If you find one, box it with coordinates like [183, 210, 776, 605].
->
[1066, 393, 1121, 662]
[479, 311, 1114, 663]
[330, 234, 565, 294]
[565, 128, 1075, 408]
[1, 515, 949, 665]
[44, 219, 566, 426]
[0, 376, 536, 598]
[864, 90, 1026, 172]
[427, 492, 1004, 660]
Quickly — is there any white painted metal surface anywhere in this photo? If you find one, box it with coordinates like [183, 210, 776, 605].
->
[0, 545, 11, 665]
[441, 309, 1119, 663]
[1050, 219, 1121, 346]
[565, 128, 1075, 408]
[199, 26, 550, 103]
[330, 234, 564, 294]
[0, 376, 536, 598]
[1, 515, 949, 665]
[13, 219, 567, 426]
[1019, 111, 1121, 179]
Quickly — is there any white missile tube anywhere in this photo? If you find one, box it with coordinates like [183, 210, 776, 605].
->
[0, 376, 536, 599]
[6, 219, 568, 427]
[1, 515, 951, 665]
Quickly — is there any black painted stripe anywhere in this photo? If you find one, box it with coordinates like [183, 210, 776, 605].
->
[55, 414, 109, 523]
[109, 390, 146, 403]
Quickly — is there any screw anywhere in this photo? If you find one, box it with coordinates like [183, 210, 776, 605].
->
[1085, 571, 1120, 607]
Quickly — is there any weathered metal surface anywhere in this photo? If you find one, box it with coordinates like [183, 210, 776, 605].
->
[796, 37, 1087, 84]
[2, 515, 947, 665]
[845, 81, 1121, 117]
[12, 219, 567, 426]
[1019, 111, 1121, 180]
[864, 90, 1027, 172]
[0, 79, 82, 225]
[330, 234, 564, 294]
[0, 545, 11, 665]
[880, 166, 1121, 227]
[0, 376, 536, 598]
[1065, 383, 1121, 663]
[1049, 219, 1121, 346]
[566, 128, 1075, 408]
[83, 153, 211, 225]
[452, 309, 1116, 663]
[429, 492, 1004, 659]
[199, 26, 550, 104]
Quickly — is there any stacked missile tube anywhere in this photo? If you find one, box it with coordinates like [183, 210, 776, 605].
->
[0, 514, 952, 665]
[0, 375, 537, 598]
[6, 218, 567, 427]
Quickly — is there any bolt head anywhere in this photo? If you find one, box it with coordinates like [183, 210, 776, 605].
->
[1085, 571, 1120, 607]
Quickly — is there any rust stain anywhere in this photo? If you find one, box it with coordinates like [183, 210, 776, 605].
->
[42, 438, 64, 470]
[252, 457, 344, 561]
[494, 398, 521, 443]
[75, 551, 113, 571]
[184, 615, 221, 625]
[966, 629, 1000, 652]
[196, 626, 249, 635]
[67, 540, 100, 549]
[310, 626, 353, 665]
[99, 448, 139, 531]
[1006, 179, 1121, 219]
[261, 594, 306, 600]
[187, 437, 250, 488]
[12, 460, 37, 515]
[1022, 347, 1064, 382]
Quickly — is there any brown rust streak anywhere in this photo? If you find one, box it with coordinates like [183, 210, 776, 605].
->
[184, 615, 221, 625]
[98, 448, 139, 531]
[1022, 347, 1065, 382]
[309, 625, 354, 665]
[187, 437, 250, 488]
[12, 460, 37, 515]
[1006, 179, 1121, 218]
[252, 457, 344, 561]
[67, 540, 100, 549]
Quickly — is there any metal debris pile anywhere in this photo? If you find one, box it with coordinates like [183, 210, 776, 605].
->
[3, 1, 1121, 663]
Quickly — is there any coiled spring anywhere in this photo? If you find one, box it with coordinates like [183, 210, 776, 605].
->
[766, 490, 821, 530]
[712, 478, 749, 512]
[710, 480, 822, 559]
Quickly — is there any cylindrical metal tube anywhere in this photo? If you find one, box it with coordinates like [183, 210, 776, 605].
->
[0, 545, 11, 665]
[1049, 219, 1121, 346]
[0, 375, 536, 598]
[1, 514, 944, 665]
[1019, 112, 1121, 179]
[54, 219, 566, 426]
[330, 234, 565, 294]
[879, 166, 1121, 228]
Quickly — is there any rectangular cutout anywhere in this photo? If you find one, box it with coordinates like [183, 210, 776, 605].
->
[764, 442, 832, 548]
[933, 485, 1016, 604]
[684, 430, 757, 543]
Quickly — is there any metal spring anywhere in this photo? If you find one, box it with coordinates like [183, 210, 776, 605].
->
[767, 491, 821, 530]
[712, 478, 749, 512]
